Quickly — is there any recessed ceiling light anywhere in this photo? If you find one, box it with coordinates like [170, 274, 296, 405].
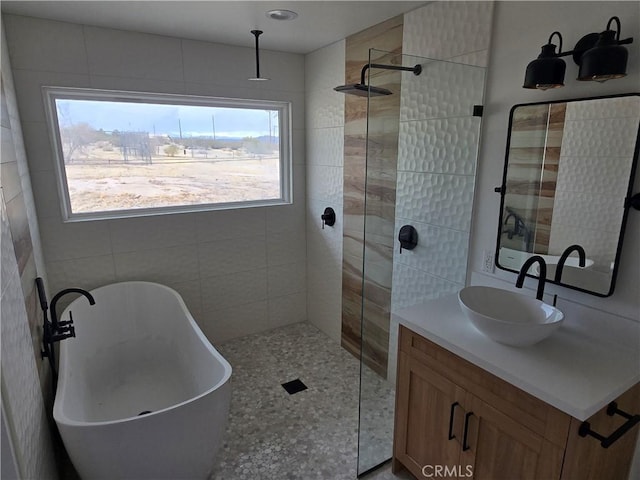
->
[266, 9, 298, 21]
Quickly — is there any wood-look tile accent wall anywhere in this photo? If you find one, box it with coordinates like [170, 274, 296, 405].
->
[0, 77, 43, 377]
[504, 103, 566, 253]
[341, 16, 403, 378]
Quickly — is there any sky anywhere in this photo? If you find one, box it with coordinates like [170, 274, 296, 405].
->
[55, 99, 279, 139]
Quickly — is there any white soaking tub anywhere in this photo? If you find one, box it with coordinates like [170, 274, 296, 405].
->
[53, 281, 232, 479]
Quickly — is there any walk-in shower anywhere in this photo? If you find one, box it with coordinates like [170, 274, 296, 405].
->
[342, 49, 487, 476]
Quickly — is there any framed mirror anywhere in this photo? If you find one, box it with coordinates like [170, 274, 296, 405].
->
[495, 93, 640, 297]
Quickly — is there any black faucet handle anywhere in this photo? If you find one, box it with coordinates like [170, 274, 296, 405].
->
[57, 311, 74, 328]
[51, 325, 75, 342]
[52, 310, 75, 341]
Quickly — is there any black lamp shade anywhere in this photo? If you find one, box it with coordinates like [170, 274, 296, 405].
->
[523, 44, 566, 90]
[577, 31, 629, 82]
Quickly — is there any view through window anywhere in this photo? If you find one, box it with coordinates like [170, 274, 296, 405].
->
[44, 88, 291, 220]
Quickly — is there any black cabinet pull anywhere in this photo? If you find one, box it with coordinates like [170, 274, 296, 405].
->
[462, 411, 474, 451]
[448, 402, 460, 440]
[579, 401, 640, 449]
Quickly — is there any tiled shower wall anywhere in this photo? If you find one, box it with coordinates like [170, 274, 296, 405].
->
[1, 19, 58, 479]
[4, 15, 307, 345]
[392, 1, 494, 307]
[341, 16, 404, 378]
[305, 2, 495, 376]
[390, 1, 495, 382]
[305, 40, 345, 344]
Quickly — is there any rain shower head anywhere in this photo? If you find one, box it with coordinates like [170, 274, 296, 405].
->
[334, 62, 422, 96]
[333, 83, 392, 97]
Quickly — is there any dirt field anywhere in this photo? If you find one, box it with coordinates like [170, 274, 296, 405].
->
[65, 146, 281, 212]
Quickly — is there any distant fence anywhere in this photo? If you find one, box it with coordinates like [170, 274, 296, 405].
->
[119, 131, 152, 164]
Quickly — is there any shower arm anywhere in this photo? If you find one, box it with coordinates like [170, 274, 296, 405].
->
[359, 63, 423, 84]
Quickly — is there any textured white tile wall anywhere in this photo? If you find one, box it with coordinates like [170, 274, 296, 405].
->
[388, 2, 493, 382]
[393, 218, 469, 285]
[395, 172, 477, 231]
[560, 117, 639, 158]
[305, 41, 345, 344]
[0, 246, 57, 480]
[397, 117, 479, 175]
[0, 245, 57, 480]
[393, 0, 493, 304]
[549, 101, 640, 273]
[402, 1, 494, 62]
[400, 61, 486, 122]
[4, 14, 307, 344]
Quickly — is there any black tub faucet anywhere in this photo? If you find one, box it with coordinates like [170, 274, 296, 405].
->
[50, 288, 96, 334]
[554, 245, 586, 283]
[516, 255, 547, 301]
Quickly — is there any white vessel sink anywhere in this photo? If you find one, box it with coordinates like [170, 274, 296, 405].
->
[458, 286, 564, 347]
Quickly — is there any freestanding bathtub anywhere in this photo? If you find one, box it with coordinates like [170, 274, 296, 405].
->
[53, 281, 232, 479]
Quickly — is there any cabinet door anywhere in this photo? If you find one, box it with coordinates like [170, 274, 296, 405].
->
[394, 351, 467, 478]
[461, 394, 564, 480]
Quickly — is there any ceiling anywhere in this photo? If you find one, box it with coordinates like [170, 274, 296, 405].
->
[1, 1, 429, 54]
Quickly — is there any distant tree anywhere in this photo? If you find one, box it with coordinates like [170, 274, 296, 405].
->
[164, 144, 180, 157]
[242, 137, 272, 155]
[59, 123, 101, 163]
[109, 130, 122, 148]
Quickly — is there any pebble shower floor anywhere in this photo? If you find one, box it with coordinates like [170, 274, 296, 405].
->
[210, 322, 412, 480]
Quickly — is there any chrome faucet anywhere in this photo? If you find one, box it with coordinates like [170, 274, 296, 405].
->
[554, 244, 586, 283]
[50, 288, 96, 340]
[515, 255, 547, 301]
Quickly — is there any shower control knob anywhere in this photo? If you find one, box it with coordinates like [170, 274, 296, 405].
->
[321, 207, 336, 229]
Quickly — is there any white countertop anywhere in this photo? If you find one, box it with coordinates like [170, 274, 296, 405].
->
[392, 293, 640, 421]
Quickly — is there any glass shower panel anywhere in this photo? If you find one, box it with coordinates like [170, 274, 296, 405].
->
[357, 49, 486, 475]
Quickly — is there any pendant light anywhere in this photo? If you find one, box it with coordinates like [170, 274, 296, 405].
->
[523, 32, 566, 90]
[248, 29, 269, 81]
[577, 16, 630, 82]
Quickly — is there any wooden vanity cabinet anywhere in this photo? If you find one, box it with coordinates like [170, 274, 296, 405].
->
[393, 325, 640, 480]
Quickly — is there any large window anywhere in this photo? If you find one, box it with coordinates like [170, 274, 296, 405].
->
[43, 87, 291, 221]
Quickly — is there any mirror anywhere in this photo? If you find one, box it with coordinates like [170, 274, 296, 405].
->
[496, 94, 640, 297]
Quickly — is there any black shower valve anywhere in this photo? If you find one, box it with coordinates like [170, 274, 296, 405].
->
[398, 225, 418, 253]
[321, 207, 336, 229]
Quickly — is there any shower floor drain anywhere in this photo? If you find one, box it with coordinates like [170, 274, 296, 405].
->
[281, 379, 307, 395]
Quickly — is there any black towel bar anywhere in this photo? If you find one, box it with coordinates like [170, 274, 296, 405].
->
[578, 401, 640, 449]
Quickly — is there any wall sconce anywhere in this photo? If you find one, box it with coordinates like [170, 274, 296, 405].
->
[523, 16, 633, 90]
